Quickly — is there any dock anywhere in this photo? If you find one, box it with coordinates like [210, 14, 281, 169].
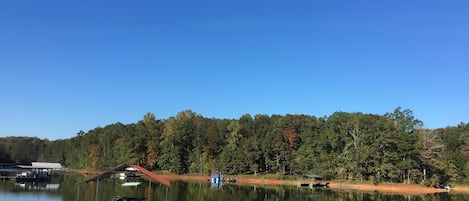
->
[298, 173, 329, 188]
[298, 182, 330, 188]
[1, 162, 64, 182]
[0, 175, 15, 181]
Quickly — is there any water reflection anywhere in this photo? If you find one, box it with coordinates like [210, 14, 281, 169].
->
[0, 174, 468, 201]
[15, 181, 60, 190]
[0, 180, 62, 201]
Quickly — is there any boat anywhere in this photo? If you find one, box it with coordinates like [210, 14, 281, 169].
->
[121, 182, 142, 187]
[113, 181, 145, 200]
[117, 172, 139, 180]
[15, 170, 51, 182]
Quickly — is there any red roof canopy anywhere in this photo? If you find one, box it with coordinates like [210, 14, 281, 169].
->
[80, 164, 170, 186]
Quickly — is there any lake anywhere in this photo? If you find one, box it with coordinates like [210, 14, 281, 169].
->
[0, 174, 468, 201]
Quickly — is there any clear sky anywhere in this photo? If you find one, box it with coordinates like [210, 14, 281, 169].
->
[1, 1, 468, 140]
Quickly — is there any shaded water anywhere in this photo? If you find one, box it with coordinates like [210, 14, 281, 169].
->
[0, 174, 468, 201]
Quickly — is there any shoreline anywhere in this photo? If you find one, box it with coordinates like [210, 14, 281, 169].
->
[72, 169, 469, 195]
[158, 173, 469, 195]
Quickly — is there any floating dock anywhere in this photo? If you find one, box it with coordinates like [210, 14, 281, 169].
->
[0, 175, 15, 181]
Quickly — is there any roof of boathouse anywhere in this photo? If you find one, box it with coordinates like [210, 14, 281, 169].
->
[17, 162, 63, 169]
[32, 162, 62, 169]
[79, 164, 170, 186]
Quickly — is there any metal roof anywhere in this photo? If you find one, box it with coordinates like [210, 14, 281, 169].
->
[17, 162, 62, 169]
[31, 162, 62, 169]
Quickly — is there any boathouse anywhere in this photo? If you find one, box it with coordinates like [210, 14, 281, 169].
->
[78, 164, 170, 201]
[17, 162, 63, 171]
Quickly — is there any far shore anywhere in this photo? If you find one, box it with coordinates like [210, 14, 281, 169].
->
[73, 169, 469, 195]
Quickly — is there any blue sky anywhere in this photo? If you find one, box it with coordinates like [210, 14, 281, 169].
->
[1, 1, 468, 140]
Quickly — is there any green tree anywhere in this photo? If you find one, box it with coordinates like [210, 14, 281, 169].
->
[158, 117, 183, 173]
[219, 121, 243, 174]
[386, 107, 423, 183]
[5, 109, 467, 183]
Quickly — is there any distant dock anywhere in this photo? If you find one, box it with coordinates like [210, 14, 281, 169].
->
[1, 162, 64, 182]
[0, 163, 16, 181]
[0, 175, 15, 181]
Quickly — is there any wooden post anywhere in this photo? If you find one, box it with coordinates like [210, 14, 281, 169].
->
[148, 180, 152, 201]
[95, 178, 100, 201]
[165, 186, 169, 201]
[76, 184, 80, 201]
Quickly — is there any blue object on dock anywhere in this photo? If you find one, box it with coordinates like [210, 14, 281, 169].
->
[211, 172, 223, 183]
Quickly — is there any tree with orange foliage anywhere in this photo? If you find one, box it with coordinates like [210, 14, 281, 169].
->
[282, 128, 297, 150]
[88, 144, 101, 169]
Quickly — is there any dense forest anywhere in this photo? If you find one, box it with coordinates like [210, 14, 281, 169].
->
[1, 107, 468, 185]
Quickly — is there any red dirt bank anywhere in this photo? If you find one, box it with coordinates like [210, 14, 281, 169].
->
[159, 174, 469, 195]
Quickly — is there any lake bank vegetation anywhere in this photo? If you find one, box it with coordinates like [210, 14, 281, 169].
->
[1, 107, 468, 186]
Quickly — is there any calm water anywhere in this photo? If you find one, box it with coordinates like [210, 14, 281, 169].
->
[0, 174, 468, 201]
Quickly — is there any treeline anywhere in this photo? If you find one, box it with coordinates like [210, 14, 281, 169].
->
[1, 107, 468, 185]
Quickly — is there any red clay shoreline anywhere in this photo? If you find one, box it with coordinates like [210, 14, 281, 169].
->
[158, 173, 469, 195]
[72, 169, 469, 195]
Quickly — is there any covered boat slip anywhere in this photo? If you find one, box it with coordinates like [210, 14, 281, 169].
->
[79, 164, 170, 186]
[77, 164, 170, 201]
[11, 162, 63, 182]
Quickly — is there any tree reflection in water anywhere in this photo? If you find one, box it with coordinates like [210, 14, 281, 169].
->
[0, 175, 466, 201]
